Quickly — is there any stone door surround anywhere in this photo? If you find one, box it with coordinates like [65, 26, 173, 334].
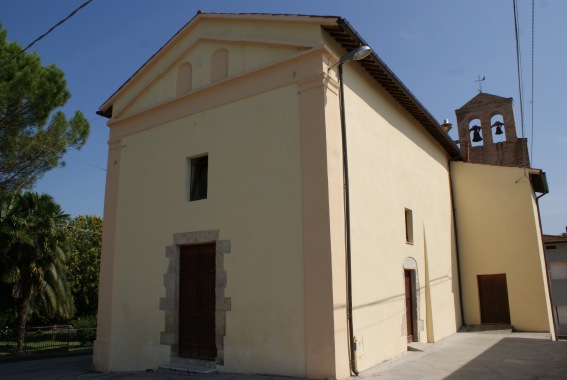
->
[160, 229, 231, 366]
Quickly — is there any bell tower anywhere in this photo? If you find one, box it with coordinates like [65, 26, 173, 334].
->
[455, 93, 530, 167]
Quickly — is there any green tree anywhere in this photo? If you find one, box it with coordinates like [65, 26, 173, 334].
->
[64, 215, 102, 317]
[0, 192, 17, 326]
[0, 23, 89, 195]
[0, 192, 74, 351]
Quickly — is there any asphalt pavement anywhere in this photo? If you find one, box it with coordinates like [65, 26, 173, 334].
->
[1, 331, 566, 380]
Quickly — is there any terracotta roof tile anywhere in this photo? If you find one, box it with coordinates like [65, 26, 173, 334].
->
[543, 234, 567, 243]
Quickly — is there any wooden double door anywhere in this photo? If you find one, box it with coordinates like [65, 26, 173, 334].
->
[179, 243, 217, 359]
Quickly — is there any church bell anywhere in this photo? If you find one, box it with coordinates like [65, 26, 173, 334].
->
[469, 125, 483, 142]
[492, 121, 504, 135]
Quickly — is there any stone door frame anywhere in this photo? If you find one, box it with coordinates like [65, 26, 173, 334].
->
[160, 229, 231, 366]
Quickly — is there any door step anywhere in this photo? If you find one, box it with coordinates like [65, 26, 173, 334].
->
[459, 324, 513, 334]
[159, 363, 218, 374]
[407, 341, 433, 352]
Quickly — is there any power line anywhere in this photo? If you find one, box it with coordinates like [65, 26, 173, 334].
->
[68, 156, 106, 172]
[530, 0, 535, 165]
[0, 0, 95, 68]
[513, 0, 528, 168]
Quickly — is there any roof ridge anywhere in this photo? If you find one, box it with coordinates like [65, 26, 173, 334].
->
[456, 92, 512, 112]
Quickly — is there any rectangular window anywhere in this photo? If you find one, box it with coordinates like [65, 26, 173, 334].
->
[558, 306, 567, 326]
[189, 155, 208, 201]
[550, 261, 567, 280]
[405, 208, 413, 244]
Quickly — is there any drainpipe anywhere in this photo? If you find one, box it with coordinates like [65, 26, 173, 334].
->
[448, 161, 466, 327]
[338, 63, 358, 377]
[330, 45, 372, 377]
[535, 190, 556, 340]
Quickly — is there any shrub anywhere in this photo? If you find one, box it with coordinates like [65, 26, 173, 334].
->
[71, 315, 97, 347]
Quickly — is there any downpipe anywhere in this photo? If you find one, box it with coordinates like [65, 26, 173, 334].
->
[339, 64, 359, 376]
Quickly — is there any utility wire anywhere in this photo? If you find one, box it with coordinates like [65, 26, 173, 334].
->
[68, 156, 107, 172]
[530, 0, 535, 165]
[513, 0, 528, 168]
[0, 1, 102, 175]
[1, 131, 106, 176]
[0, 0, 94, 68]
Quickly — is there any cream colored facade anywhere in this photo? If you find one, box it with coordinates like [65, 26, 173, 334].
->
[334, 46, 461, 370]
[451, 162, 554, 333]
[95, 13, 552, 379]
[544, 236, 567, 335]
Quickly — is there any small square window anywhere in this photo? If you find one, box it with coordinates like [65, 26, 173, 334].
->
[405, 208, 413, 244]
[189, 155, 208, 201]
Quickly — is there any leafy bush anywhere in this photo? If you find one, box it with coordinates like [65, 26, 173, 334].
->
[71, 315, 97, 346]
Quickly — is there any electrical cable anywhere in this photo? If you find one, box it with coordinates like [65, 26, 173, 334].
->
[1, 116, 105, 174]
[68, 156, 106, 172]
[513, 0, 528, 168]
[0, 1, 104, 183]
[530, 0, 535, 165]
[0, 0, 95, 68]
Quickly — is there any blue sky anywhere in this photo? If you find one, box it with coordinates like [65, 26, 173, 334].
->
[1, 0, 566, 234]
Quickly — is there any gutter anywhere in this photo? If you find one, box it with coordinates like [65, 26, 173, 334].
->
[448, 161, 466, 327]
[96, 107, 112, 119]
[534, 182, 556, 340]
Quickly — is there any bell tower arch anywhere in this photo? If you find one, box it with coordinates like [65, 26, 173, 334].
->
[455, 93, 530, 167]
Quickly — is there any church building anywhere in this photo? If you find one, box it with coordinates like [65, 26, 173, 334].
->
[94, 13, 554, 379]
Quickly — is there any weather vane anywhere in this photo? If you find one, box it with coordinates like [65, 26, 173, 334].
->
[474, 75, 486, 93]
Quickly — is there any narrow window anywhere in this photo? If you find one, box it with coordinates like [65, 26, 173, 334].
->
[189, 155, 208, 201]
[405, 208, 414, 244]
[176, 62, 192, 96]
[211, 49, 228, 83]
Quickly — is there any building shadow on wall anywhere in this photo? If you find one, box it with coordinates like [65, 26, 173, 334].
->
[444, 336, 567, 379]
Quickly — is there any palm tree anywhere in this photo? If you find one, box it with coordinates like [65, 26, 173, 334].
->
[0, 192, 74, 351]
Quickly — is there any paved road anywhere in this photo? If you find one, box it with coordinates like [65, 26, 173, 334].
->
[1, 332, 566, 379]
[0, 355, 93, 379]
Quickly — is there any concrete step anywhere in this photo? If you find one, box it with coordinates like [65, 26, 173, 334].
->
[407, 341, 434, 352]
[459, 324, 513, 334]
[159, 363, 218, 374]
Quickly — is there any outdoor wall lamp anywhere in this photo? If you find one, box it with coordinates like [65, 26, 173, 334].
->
[329, 45, 372, 378]
[328, 45, 372, 71]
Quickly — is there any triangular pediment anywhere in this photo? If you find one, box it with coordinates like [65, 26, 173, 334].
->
[101, 13, 335, 121]
[118, 38, 311, 119]
[456, 92, 512, 113]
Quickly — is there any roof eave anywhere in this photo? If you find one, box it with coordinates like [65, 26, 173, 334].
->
[325, 18, 462, 160]
[528, 169, 549, 194]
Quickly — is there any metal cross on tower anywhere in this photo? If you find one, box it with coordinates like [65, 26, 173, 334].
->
[475, 75, 486, 93]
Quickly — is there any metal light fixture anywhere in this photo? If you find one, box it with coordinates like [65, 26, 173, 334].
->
[329, 45, 372, 378]
[441, 119, 453, 133]
[492, 121, 504, 135]
[470, 125, 483, 142]
[328, 45, 372, 71]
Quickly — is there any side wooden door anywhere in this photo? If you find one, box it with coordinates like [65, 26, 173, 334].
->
[179, 243, 217, 359]
[477, 274, 511, 325]
[404, 270, 415, 343]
